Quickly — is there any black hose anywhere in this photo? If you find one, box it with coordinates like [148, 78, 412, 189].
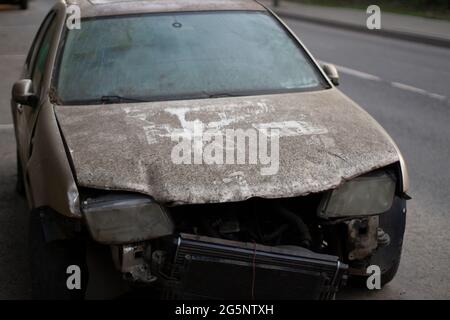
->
[277, 206, 312, 248]
[263, 224, 289, 242]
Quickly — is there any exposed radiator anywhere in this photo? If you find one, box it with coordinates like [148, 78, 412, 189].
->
[160, 233, 347, 299]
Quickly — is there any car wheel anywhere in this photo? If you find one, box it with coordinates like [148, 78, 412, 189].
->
[19, 0, 28, 10]
[29, 209, 88, 299]
[16, 150, 25, 196]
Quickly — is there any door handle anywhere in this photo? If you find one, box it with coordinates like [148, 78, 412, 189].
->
[17, 103, 23, 113]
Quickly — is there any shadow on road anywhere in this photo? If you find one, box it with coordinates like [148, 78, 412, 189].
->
[0, 129, 31, 299]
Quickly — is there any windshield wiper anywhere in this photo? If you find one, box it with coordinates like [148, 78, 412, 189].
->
[98, 93, 242, 104]
[100, 95, 147, 104]
[201, 92, 242, 99]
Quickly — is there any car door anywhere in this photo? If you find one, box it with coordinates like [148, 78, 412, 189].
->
[14, 11, 57, 165]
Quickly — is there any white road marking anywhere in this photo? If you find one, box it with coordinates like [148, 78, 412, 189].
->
[335, 65, 382, 82]
[428, 93, 447, 101]
[391, 82, 428, 94]
[319, 60, 448, 102]
[389, 83, 448, 101]
[390, 82, 447, 101]
[318, 60, 381, 81]
[0, 124, 14, 131]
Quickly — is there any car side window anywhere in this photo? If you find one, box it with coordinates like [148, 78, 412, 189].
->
[25, 12, 55, 72]
[30, 14, 57, 95]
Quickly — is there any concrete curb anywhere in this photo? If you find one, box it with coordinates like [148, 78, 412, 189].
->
[273, 10, 450, 48]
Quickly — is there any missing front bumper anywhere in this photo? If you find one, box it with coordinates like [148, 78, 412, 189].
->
[153, 233, 348, 300]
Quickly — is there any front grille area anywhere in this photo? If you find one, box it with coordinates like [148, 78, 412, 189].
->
[160, 233, 347, 299]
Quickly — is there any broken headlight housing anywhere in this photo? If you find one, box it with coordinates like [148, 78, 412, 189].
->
[81, 192, 173, 244]
[317, 169, 396, 219]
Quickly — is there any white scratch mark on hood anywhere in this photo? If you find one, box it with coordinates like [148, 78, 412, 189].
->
[127, 102, 327, 146]
[253, 121, 328, 137]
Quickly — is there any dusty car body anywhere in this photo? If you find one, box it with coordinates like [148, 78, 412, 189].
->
[11, 0, 409, 299]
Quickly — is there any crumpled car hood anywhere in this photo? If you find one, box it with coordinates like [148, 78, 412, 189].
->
[55, 88, 399, 205]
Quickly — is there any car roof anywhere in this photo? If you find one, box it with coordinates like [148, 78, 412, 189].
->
[64, 0, 267, 18]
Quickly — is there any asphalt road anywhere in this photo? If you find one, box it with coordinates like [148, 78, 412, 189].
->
[1, 0, 449, 299]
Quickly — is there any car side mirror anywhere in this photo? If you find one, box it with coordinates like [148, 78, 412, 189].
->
[321, 63, 339, 86]
[12, 79, 38, 107]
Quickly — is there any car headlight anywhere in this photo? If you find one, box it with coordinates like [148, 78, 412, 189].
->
[81, 193, 173, 244]
[317, 169, 396, 219]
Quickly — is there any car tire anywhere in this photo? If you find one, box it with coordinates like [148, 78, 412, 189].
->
[19, 0, 28, 10]
[29, 209, 88, 300]
[16, 150, 25, 196]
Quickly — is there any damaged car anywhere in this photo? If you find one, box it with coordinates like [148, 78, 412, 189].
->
[11, 0, 409, 299]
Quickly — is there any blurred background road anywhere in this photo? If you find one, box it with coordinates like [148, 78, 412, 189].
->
[0, 0, 449, 299]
